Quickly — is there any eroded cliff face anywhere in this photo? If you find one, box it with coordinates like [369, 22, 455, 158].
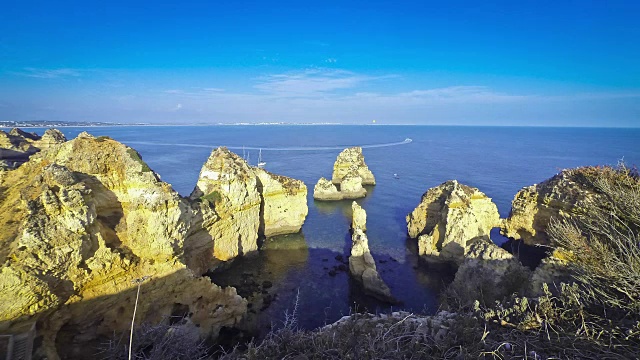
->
[187, 147, 261, 271]
[0, 136, 246, 359]
[254, 168, 308, 237]
[501, 168, 604, 246]
[332, 147, 376, 185]
[406, 180, 501, 264]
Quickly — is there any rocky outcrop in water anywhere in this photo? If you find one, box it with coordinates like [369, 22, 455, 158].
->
[348, 202, 395, 303]
[407, 180, 501, 265]
[351, 201, 367, 232]
[339, 171, 367, 199]
[313, 177, 344, 200]
[254, 167, 308, 237]
[0, 135, 246, 359]
[332, 147, 376, 185]
[501, 168, 604, 246]
[187, 148, 309, 273]
[188, 147, 262, 271]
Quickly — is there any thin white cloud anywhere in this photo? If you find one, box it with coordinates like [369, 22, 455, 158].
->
[172, 103, 183, 111]
[15, 67, 82, 79]
[325, 58, 337, 63]
[253, 68, 391, 97]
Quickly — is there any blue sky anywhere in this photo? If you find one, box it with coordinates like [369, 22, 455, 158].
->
[1, 1, 639, 126]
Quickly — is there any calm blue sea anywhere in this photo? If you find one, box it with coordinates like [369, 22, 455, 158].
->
[8, 125, 640, 333]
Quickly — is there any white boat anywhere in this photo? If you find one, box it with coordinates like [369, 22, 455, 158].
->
[257, 149, 266, 168]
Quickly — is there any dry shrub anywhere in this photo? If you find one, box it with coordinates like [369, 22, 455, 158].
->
[98, 320, 210, 360]
[549, 164, 640, 316]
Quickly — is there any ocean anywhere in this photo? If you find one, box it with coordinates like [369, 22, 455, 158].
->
[8, 125, 640, 334]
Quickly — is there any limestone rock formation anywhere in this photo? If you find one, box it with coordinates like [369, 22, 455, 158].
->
[528, 249, 572, 296]
[448, 237, 530, 305]
[348, 204, 395, 303]
[351, 201, 367, 232]
[0, 137, 246, 359]
[332, 147, 376, 185]
[502, 168, 604, 246]
[186, 147, 309, 273]
[34, 128, 67, 149]
[253, 167, 308, 237]
[188, 147, 262, 271]
[9, 128, 40, 140]
[313, 177, 343, 200]
[0, 129, 40, 168]
[0, 128, 67, 169]
[339, 171, 367, 199]
[407, 180, 500, 264]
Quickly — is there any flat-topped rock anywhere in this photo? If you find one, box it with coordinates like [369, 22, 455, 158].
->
[407, 180, 500, 265]
[332, 147, 375, 185]
[253, 167, 308, 237]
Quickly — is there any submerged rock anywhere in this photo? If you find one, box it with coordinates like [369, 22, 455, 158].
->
[332, 147, 376, 185]
[313, 177, 343, 200]
[0, 136, 246, 359]
[407, 180, 500, 265]
[253, 167, 308, 237]
[348, 204, 395, 303]
[502, 168, 606, 246]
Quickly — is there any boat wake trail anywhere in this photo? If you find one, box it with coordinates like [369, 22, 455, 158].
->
[126, 138, 413, 151]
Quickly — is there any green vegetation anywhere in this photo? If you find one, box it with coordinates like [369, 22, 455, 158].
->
[200, 190, 222, 204]
[96, 135, 112, 142]
[126, 148, 151, 172]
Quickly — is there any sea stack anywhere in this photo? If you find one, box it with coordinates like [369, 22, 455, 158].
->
[348, 201, 395, 303]
[406, 180, 500, 265]
[332, 146, 376, 185]
[313, 177, 344, 200]
[253, 167, 308, 237]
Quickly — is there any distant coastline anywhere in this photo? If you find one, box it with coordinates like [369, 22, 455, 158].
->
[1, 120, 637, 129]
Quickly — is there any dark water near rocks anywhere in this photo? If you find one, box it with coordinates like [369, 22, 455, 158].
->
[11, 125, 640, 334]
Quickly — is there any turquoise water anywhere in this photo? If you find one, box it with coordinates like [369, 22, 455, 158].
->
[10, 125, 640, 332]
